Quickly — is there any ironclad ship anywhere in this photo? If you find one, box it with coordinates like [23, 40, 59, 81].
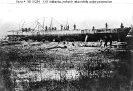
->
[6, 18, 131, 42]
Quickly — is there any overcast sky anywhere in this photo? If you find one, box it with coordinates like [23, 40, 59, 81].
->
[0, 0, 133, 38]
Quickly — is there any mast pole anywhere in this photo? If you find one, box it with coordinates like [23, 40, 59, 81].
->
[66, 18, 68, 29]
[43, 17, 45, 29]
[50, 17, 53, 30]
[22, 21, 25, 28]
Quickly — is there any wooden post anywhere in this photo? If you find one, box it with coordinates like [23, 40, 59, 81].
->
[85, 35, 88, 42]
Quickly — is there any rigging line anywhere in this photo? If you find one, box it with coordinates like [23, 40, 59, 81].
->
[23, 17, 47, 26]
[23, 20, 38, 26]
[37, 17, 48, 21]
[43, 17, 45, 29]
[33, 22, 38, 30]
[54, 19, 66, 27]
[53, 18, 62, 25]
[68, 17, 75, 24]
[66, 17, 68, 27]
[50, 17, 53, 29]
[30, 23, 36, 29]
[38, 22, 45, 29]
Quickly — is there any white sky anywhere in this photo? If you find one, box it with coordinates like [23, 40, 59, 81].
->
[0, 0, 133, 38]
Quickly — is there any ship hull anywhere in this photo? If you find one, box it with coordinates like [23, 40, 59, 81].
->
[7, 28, 131, 42]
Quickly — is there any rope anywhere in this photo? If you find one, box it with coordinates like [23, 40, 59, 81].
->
[53, 18, 62, 26]
[33, 22, 38, 30]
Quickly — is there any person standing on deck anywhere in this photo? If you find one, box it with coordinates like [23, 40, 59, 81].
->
[73, 24, 76, 30]
[67, 25, 69, 30]
[61, 25, 63, 30]
[64, 27, 66, 30]
[55, 27, 57, 30]
[45, 26, 47, 31]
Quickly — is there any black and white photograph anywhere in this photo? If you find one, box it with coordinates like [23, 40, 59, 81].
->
[0, 0, 133, 91]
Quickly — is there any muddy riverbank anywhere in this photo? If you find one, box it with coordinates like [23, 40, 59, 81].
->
[0, 42, 132, 91]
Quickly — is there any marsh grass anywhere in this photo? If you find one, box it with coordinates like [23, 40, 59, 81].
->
[0, 45, 132, 91]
